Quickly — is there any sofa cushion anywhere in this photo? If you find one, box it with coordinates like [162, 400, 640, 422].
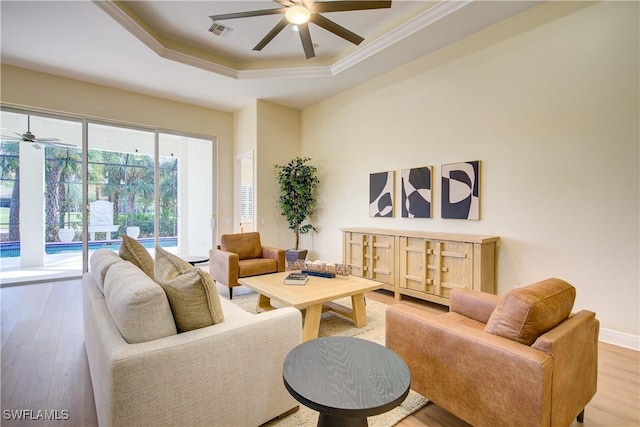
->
[154, 247, 225, 332]
[485, 278, 576, 345]
[89, 248, 123, 293]
[119, 234, 154, 279]
[238, 258, 278, 277]
[103, 261, 177, 344]
[220, 232, 263, 260]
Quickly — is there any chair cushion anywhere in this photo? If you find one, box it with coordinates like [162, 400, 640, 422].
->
[103, 261, 177, 344]
[220, 232, 263, 260]
[89, 248, 123, 293]
[238, 258, 278, 278]
[154, 247, 225, 332]
[484, 278, 576, 345]
[119, 234, 154, 279]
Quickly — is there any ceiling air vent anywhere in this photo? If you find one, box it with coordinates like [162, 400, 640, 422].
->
[208, 22, 233, 37]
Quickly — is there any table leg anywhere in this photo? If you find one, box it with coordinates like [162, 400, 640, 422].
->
[256, 294, 276, 312]
[318, 412, 368, 427]
[351, 293, 368, 328]
[302, 304, 323, 342]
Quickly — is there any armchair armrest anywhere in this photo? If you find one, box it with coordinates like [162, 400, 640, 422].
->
[262, 246, 286, 272]
[210, 248, 239, 287]
[532, 310, 599, 426]
[449, 288, 500, 324]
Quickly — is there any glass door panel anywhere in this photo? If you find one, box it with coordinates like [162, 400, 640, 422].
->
[159, 133, 213, 258]
[87, 123, 155, 258]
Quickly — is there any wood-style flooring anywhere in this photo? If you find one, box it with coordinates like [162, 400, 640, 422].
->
[1, 280, 638, 427]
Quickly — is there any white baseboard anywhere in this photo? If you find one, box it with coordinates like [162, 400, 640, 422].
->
[599, 328, 640, 351]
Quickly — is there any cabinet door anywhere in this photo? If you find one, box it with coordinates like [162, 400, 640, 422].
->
[344, 232, 367, 277]
[369, 234, 394, 285]
[437, 240, 473, 298]
[399, 237, 429, 292]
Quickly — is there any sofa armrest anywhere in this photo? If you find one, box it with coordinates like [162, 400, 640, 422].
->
[532, 310, 599, 426]
[262, 246, 286, 272]
[449, 288, 500, 324]
[386, 304, 553, 426]
[210, 248, 239, 287]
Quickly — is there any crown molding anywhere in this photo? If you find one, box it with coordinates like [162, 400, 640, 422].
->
[95, 0, 472, 80]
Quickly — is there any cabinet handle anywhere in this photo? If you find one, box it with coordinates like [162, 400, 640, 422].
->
[373, 256, 379, 260]
[441, 267, 449, 272]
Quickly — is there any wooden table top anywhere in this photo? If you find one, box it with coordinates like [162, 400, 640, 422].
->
[238, 272, 382, 309]
[283, 336, 411, 418]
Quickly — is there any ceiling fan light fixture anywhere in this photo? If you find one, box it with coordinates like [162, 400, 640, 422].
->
[285, 6, 310, 25]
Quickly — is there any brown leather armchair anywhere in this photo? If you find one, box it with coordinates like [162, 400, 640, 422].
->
[210, 232, 285, 299]
[386, 278, 599, 427]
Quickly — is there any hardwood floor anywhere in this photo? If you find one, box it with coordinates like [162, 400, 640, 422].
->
[1, 280, 638, 427]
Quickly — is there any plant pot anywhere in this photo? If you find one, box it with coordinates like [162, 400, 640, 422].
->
[286, 249, 308, 262]
[58, 228, 75, 243]
[126, 226, 140, 239]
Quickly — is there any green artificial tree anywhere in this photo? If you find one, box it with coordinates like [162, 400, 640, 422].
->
[275, 157, 320, 252]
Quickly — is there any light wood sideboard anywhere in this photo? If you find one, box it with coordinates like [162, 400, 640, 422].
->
[342, 228, 499, 306]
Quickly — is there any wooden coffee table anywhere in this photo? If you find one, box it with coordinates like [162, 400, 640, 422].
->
[238, 272, 382, 341]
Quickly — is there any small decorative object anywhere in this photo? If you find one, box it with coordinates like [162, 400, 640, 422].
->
[58, 227, 75, 242]
[275, 157, 320, 259]
[126, 226, 141, 239]
[288, 260, 352, 277]
[401, 166, 432, 218]
[370, 171, 394, 217]
[442, 161, 480, 220]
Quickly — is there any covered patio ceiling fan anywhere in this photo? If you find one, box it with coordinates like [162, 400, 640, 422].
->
[1, 116, 76, 150]
[209, 0, 392, 59]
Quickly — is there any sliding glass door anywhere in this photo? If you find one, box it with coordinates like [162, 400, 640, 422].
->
[0, 107, 216, 284]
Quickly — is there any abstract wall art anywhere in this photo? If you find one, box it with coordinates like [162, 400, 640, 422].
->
[441, 161, 480, 220]
[401, 166, 432, 218]
[369, 171, 395, 217]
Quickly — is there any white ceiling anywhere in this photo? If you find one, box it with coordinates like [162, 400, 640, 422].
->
[1, 1, 540, 112]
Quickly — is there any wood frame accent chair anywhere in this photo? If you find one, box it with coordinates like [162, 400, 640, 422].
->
[210, 232, 285, 299]
[386, 278, 599, 427]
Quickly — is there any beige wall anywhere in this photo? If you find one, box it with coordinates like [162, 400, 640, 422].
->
[301, 2, 639, 341]
[255, 100, 301, 249]
[0, 64, 235, 240]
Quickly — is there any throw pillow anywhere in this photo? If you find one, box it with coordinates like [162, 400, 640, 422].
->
[119, 234, 154, 279]
[103, 261, 177, 344]
[484, 278, 576, 345]
[154, 247, 224, 332]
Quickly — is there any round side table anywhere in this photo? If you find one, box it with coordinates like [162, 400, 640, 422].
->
[282, 336, 411, 427]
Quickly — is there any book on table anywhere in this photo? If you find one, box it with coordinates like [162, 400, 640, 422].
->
[284, 273, 309, 285]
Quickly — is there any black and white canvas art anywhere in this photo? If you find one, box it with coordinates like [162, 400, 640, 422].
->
[401, 166, 432, 218]
[441, 161, 480, 220]
[369, 171, 394, 217]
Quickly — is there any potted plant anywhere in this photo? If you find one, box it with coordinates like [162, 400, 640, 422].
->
[275, 157, 320, 261]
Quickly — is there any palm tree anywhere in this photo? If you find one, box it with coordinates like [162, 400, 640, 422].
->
[0, 142, 20, 241]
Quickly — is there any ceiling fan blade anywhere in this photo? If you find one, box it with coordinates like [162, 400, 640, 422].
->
[273, 0, 296, 6]
[312, 1, 392, 13]
[302, 0, 316, 9]
[254, 17, 290, 51]
[1, 135, 21, 141]
[298, 23, 315, 59]
[310, 14, 364, 45]
[209, 8, 285, 21]
[43, 141, 77, 148]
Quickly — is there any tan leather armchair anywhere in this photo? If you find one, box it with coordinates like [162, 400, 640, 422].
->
[210, 232, 285, 299]
[386, 278, 599, 427]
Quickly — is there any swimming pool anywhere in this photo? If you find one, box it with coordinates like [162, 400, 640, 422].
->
[0, 237, 178, 257]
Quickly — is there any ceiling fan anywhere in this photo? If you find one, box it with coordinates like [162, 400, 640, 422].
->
[209, 0, 392, 59]
[1, 116, 76, 150]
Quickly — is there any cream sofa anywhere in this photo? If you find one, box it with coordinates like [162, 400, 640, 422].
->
[83, 249, 302, 427]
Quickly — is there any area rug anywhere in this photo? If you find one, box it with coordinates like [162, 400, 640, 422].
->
[229, 292, 429, 427]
